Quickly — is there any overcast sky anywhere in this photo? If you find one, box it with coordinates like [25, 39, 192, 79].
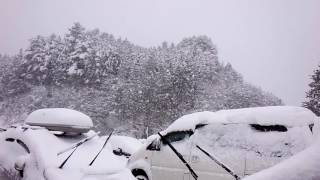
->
[0, 0, 319, 105]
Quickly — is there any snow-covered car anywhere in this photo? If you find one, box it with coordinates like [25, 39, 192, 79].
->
[127, 106, 317, 180]
[0, 108, 136, 180]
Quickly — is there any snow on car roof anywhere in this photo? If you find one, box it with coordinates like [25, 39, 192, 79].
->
[25, 108, 93, 132]
[163, 106, 317, 134]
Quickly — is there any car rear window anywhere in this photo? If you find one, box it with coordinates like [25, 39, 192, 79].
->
[250, 124, 287, 132]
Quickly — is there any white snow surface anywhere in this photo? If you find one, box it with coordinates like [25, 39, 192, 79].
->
[163, 106, 316, 134]
[243, 121, 320, 180]
[109, 135, 142, 155]
[25, 108, 93, 128]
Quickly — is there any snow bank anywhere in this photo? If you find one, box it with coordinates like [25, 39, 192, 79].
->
[163, 106, 316, 134]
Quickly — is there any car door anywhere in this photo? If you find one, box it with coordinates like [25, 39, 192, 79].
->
[189, 123, 247, 180]
[150, 131, 193, 180]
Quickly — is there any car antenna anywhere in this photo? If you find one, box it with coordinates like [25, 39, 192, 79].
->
[158, 132, 198, 180]
[196, 145, 241, 180]
[58, 132, 100, 169]
[89, 129, 114, 166]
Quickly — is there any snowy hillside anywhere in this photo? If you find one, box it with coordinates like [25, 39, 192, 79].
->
[0, 23, 282, 137]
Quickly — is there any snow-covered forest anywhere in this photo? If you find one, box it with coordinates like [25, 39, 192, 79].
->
[0, 23, 282, 137]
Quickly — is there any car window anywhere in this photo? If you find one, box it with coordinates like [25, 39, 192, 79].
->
[5, 138, 15, 142]
[5, 138, 30, 154]
[162, 131, 193, 145]
[309, 123, 314, 133]
[250, 124, 287, 132]
[246, 125, 312, 158]
[147, 139, 161, 151]
[191, 123, 249, 150]
[16, 139, 30, 154]
[191, 123, 292, 157]
[190, 123, 248, 174]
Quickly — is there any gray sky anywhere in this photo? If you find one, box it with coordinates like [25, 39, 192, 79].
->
[0, 0, 319, 105]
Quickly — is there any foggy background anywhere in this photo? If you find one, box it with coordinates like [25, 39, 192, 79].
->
[0, 0, 319, 105]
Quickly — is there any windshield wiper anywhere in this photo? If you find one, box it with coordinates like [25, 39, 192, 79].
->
[89, 130, 114, 166]
[59, 144, 79, 169]
[196, 145, 240, 180]
[158, 132, 198, 180]
[58, 132, 100, 169]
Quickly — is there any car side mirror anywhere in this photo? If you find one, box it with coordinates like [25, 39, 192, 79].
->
[147, 139, 161, 151]
[113, 148, 131, 157]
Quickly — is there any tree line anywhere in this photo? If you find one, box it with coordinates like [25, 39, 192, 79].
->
[0, 23, 282, 137]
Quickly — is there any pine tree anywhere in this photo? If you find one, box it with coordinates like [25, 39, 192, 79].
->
[65, 22, 88, 84]
[21, 35, 47, 84]
[304, 65, 320, 116]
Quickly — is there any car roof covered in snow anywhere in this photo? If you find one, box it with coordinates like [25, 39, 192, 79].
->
[162, 106, 317, 134]
[25, 108, 93, 133]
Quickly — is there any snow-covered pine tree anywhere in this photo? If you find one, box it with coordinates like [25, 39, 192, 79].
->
[64, 22, 89, 84]
[304, 65, 320, 116]
[46, 34, 67, 86]
[20, 35, 48, 84]
[1, 50, 29, 97]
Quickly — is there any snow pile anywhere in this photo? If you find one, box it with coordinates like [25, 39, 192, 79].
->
[163, 106, 316, 134]
[109, 136, 143, 155]
[243, 121, 320, 180]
